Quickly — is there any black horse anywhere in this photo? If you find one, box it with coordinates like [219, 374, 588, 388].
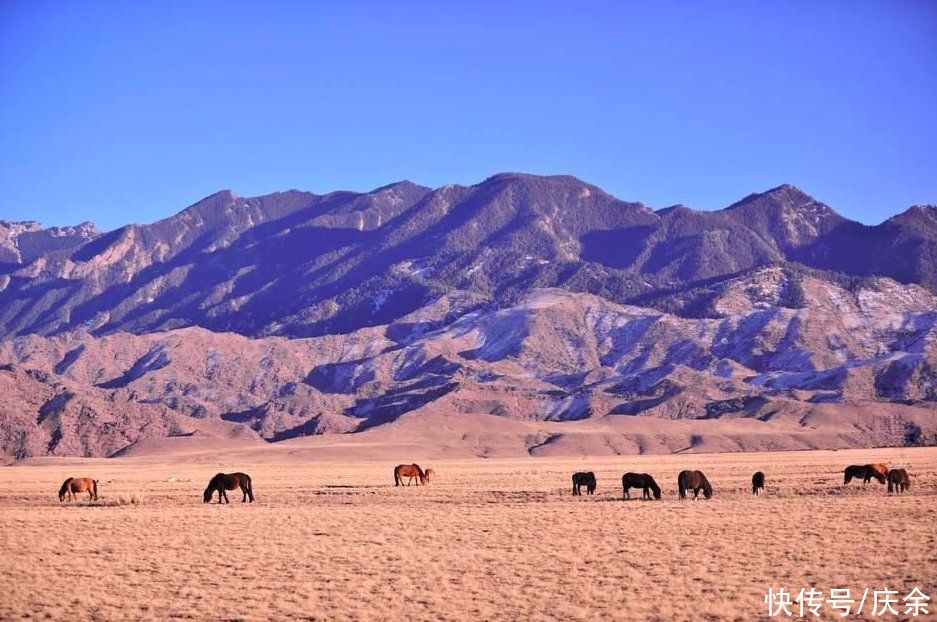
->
[572, 472, 596, 496]
[887, 468, 910, 494]
[751, 471, 765, 496]
[678, 470, 712, 500]
[621, 472, 661, 500]
[843, 464, 886, 485]
[203, 472, 254, 503]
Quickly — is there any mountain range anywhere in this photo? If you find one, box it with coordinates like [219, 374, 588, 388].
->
[1, 173, 935, 459]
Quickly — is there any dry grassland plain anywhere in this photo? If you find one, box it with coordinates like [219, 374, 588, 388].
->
[1, 446, 935, 622]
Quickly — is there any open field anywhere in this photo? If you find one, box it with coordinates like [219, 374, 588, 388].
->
[1, 445, 935, 621]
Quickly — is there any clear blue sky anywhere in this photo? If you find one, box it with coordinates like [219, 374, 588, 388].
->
[1, 1, 935, 231]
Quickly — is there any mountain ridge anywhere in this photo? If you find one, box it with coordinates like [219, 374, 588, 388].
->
[1, 173, 934, 341]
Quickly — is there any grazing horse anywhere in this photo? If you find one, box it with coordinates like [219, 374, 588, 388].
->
[752, 471, 765, 496]
[203, 473, 254, 503]
[868, 463, 890, 480]
[572, 472, 596, 496]
[423, 468, 435, 483]
[394, 464, 426, 486]
[678, 470, 712, 500]
[621, 473, 661, 500]
[843, 465, 886, 485]
[58, 477, 98, 502]
[887, 468, 910, 494]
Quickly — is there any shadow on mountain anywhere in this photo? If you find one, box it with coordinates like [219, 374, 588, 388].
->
[349, 380, 458, 430]
[96, 346, 170, 389]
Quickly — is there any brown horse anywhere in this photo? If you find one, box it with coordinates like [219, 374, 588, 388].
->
[869, 463, 890, 479]
[58, 477, 98, 502]
[621, 472, 661, 500]
[887, 468, 910, 494]
[678, 470, 712, 500]
[203, 472, 254, 503]
[844, 465, 886, 485]
[394, 464, 426, 486]
[423, 468, 435, 483]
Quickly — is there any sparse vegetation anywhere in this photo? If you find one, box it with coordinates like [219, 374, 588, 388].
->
[0, 448, 934, 620]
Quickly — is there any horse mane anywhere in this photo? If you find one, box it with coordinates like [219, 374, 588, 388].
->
[58, 477, 73, 496]
[700, 473, 713, 497]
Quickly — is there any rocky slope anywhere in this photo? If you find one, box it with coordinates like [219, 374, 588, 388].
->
[1, 268, 934, 458]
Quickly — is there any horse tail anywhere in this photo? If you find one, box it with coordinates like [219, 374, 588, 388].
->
[92, 480, 98, 500]
[245, 474, 254, 501]
[394, 468, 400, 487]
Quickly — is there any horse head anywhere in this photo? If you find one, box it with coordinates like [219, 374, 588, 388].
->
[58, 477, 72, 502]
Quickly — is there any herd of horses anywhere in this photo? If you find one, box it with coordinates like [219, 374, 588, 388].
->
[54, 461, 912, 504]
[572, 462, 910, 500]
[843, 463, 911, 493]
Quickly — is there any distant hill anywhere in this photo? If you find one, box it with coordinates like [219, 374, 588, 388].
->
[0, 174, 934, 458]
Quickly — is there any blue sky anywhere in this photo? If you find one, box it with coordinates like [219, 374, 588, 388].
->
[1, 1, 935, 231]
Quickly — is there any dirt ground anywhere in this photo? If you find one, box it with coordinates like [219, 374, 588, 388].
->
[0, 446, 934, 621]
